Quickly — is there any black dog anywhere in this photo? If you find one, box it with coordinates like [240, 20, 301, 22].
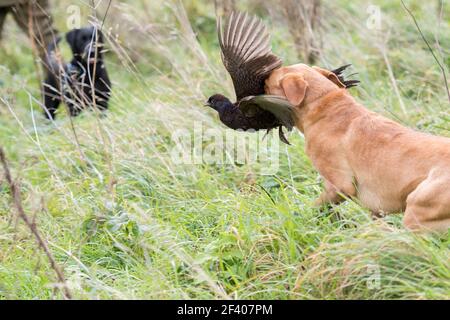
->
[43, 26, 111, 119]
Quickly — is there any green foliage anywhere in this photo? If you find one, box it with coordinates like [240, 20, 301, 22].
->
[0, 0, 449, 299]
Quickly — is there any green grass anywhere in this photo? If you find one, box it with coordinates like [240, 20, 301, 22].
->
[0, 0, 449, 299]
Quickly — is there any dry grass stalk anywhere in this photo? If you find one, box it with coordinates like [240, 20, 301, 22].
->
[214, 0, 236, 17]
[0, 147, 72, 300]
[282, 0, 322, 64]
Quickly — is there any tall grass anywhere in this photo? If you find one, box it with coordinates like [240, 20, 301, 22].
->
[0, 0, 449, 299]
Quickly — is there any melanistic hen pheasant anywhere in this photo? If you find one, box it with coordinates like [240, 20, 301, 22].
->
[206, 12, 358, 144]
[205, 12, 293, 144]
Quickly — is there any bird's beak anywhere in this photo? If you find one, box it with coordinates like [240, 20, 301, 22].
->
[204, 101, 211, 107]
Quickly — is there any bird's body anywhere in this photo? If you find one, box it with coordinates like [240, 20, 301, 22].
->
[210, 95, 278, 131]
[207, 93, 296, 143]
[219, 105, 278, 131]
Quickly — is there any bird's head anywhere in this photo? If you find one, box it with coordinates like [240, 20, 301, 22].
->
[205, 94, 232, 112]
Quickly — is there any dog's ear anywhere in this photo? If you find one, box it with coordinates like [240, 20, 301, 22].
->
[279, 73, 308, 106]
[66, 29, 79, 47]
[312, 66, 345, 88]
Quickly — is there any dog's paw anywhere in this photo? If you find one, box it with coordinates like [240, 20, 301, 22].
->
[313, 197, 328, 208]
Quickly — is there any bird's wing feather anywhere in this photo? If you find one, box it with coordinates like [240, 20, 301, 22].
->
[218, 12, 282, 100]
[239, 95, 295, 130]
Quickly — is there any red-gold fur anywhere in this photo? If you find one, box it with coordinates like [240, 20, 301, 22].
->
[265, 63, 450, 233]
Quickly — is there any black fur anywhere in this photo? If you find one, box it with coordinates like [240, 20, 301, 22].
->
[43, 26, 111, 119]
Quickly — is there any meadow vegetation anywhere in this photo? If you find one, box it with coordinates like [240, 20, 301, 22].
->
[0, 0, 449, 299]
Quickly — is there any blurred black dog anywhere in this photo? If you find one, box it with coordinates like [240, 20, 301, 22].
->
[43, 26, 111, 119]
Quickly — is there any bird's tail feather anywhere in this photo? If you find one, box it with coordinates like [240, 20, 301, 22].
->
[331, 64, 360, 88]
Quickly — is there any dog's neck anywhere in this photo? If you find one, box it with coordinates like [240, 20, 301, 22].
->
[295, 89, 364, 134]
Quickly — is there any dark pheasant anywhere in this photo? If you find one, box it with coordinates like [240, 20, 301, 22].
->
[206, 12, 358, 144]
[206, 94, 295, 144]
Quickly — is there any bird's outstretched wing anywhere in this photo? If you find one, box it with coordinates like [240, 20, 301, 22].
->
[218, 12, 282, 100]
[238, 95, 295, 130]
[331, 64, 360, 88]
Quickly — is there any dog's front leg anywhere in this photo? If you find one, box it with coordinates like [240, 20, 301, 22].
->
[313, 179, 344, 207]
[43, 74, 61, 120]
[313, 177, 356, 207]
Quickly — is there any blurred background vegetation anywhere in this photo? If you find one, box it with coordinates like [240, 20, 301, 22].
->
[0, 0, 449, 299]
